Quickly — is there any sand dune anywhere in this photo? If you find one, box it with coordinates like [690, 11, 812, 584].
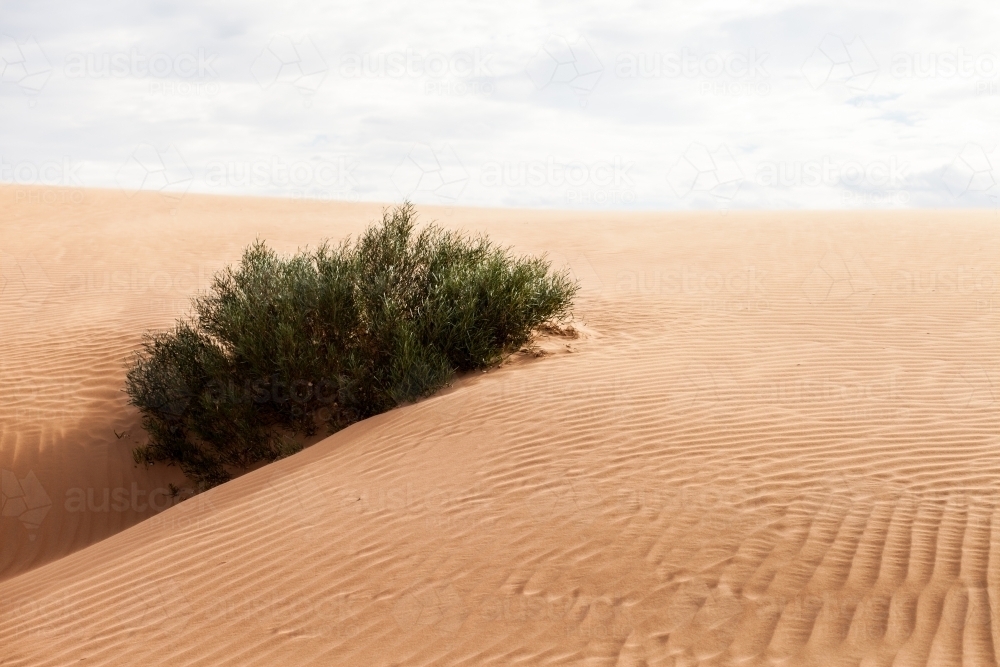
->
[2, 187, 1000, 665]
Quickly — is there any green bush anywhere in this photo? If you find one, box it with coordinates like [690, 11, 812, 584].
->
[125, 203, 578, 488]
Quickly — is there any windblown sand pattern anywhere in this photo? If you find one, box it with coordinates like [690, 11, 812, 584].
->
[2, 188, 999, 665]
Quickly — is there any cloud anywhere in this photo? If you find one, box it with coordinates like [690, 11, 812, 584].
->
[2, 0, 998, 209]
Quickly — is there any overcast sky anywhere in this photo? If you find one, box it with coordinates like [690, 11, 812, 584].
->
[2, 0, 999, 210]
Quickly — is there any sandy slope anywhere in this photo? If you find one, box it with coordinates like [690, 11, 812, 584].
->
[2, 187, 1000, 665]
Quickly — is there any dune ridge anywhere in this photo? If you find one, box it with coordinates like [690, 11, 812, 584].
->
[2, 187, 999, 665]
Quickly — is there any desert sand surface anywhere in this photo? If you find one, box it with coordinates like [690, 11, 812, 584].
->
[2, 186, 1000, 665]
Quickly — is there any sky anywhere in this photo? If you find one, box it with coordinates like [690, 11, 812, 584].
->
[2, 0, 1000, 210]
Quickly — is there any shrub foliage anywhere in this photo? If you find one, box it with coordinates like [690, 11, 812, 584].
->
[125, 203, 578, 487]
